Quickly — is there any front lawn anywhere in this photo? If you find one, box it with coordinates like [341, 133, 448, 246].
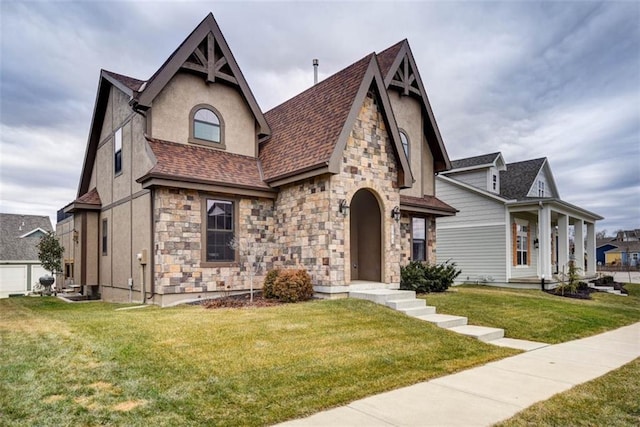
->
[497, 357, 640, 426]
[422, 284, 640, 343]
[0, 297, 516, 426]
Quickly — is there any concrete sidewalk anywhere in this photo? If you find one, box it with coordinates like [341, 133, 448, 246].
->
[278, 322, 640, 426]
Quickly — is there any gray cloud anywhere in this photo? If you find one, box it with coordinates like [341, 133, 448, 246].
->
[0, 1, 638, 234]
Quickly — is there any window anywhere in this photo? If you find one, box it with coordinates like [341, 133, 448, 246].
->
[399, 130, 410, 161]
[193, 108, 221, 143]
[205, 199, 235, 262]
[114, 127, 122, 174]
[102, 219, 108, 255]
[411, 217, 426, 261]
[514, 223, 529, 266]
[538, 181, 545, 197]
[492, 174, 497, 191]
[65, 262, 74, 279]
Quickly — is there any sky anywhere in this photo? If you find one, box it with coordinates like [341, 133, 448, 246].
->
[1, 0, 638, 235]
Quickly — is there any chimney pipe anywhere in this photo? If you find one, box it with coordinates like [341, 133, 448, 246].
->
[313, 59, 319, 85]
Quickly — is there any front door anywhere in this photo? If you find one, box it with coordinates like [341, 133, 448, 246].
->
[349, 189, 382, 281]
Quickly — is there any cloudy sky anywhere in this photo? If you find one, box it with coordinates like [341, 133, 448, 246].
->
[1, 1, 638, 234]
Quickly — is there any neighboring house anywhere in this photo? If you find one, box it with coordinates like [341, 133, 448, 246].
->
[0, 213, 53, 298]
[596, 239, 618, 266]
[604, 242, 640, 267]
[435, 152, 603, 287]
[57, 13, 456, 306]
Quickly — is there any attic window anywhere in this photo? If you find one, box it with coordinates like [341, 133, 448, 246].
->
[538, 181, 545, 197]
[194, 107, 220, 139]
[114, 127, 122, 174]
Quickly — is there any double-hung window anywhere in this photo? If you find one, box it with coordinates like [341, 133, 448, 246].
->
[515, 223, 529, 266]
[538, 181, 545, 197]
[205, 199, 235, 262]
[411, 217, 426, 261]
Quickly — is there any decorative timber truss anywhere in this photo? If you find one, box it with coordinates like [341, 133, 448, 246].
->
[181, 33, 238, 85]
[389, 56, 421, 97]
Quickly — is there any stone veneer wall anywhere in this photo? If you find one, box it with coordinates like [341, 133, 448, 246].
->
[399, 214, 438, 265]
[154, 188, 275, 295]
[273, 92, 402, 289]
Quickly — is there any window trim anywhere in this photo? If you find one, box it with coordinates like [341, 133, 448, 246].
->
[189, 104, 226, 149]
[114, 127, 123, 175]
[411, 216, 427, 262]
[200, 196, 238, 267]
[512, 220, 530, 267]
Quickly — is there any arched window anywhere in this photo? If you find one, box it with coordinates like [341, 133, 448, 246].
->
[399, 130, 410, 161]
[189, 105, 224, 147]
[194, 108, 220, 142]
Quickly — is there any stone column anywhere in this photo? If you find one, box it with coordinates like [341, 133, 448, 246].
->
[557, 214, 569, 274]
[538, 204, 553, 279]
[574, 219, 585, 272]
[586, 222, 596, 276]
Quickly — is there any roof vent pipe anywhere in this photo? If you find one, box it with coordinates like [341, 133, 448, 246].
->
[313, 59, 319, 85]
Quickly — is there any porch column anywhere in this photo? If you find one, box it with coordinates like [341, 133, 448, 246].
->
[557, 214, 569, 274]
[586, 222, 596, 276]
[539, 204, 553, 279]
[574, 219, 585, 272]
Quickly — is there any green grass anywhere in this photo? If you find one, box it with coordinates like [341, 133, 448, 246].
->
[422, 284, 640, 343]
[0, 297, 517, 426]
[497, 357, 640, 426]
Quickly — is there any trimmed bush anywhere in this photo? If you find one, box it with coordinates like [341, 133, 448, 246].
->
[400, 260, 461, 293]
[263, 269, 314, 303]
[263, 269, 279, 299]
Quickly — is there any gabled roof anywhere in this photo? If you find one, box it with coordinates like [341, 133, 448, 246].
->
[77, 13, 269, 197]
[376, 39, 451, 172]
[260, 54, 412, 187]
[0, 213, 53, 261]
[140, 138, 274, 193]
[499, 158, 547, 200]
[604, 241, 640, 253]
[450, 152, 502, 170]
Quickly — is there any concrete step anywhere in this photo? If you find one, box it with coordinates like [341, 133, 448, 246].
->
[590, 285, 614, 291]
[349, 289, 415, 305]
[448, 325, 505, 342]
[398, 305, 437, 317]
[417, 313, 468, 328]
[386, 299, 425, 310]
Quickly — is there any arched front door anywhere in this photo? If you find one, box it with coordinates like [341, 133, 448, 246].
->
[349, 189, 382, 281]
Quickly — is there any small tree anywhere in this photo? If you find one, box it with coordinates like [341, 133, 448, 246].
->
[229, 235, 272, 302]
[37, 231, 64, 277]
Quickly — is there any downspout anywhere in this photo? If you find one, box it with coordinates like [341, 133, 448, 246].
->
[130, 99, 155, 302]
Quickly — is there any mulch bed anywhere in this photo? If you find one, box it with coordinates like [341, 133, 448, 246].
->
[190, 291, 284, 309]
[545, 279, 628, 300]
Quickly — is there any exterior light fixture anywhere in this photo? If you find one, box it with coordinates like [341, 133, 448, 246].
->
[339, 199, 349, 216]
[391, 206, 401, 222]
[534, 238, 539, 249]
[73, 229, 79, 243]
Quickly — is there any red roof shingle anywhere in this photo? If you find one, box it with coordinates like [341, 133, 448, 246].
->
[376, 40, 405, 78]
[75, 188, 102, 206]
[145, 138, 272, 191]
[103, 70, 145, 93]
[259, 55, 373, 182]
[400, 194, 457, 214]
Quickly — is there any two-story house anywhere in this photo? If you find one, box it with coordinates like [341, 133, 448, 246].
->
[57, 13, 456, 306]
[435, 152, 602, 287]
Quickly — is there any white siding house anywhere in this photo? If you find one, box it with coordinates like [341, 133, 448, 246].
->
[436, 153, 603, 288]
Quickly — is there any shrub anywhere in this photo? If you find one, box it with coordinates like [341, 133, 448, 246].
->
[263, 269, 279, 299]
[400, 260, 461, 293]
[263, 269, 314, 303]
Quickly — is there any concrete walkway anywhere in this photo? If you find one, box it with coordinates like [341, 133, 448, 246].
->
[278, 322, 640, 426]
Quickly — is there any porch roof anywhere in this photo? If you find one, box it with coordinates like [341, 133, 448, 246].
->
[63, 188, 102, 213]
[506, 197, 603, 222]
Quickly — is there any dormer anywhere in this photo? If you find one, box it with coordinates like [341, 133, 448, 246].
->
[443, 152, 506, 193]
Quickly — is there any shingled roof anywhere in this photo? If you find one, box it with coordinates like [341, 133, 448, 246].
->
[260, 55, 372, 182]
[0, 213, 52, 261]
[450, 152, 502, 170]
[400, 195, 457, 216]
[376, 40, 405, 77]
[499, 158, 547, 200]
[102, 70, 145, 93]
[141, 138, 273, 191]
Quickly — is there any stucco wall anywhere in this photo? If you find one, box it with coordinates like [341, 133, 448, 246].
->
[150, 72, 257, 157]
[389, 91, 422, 197]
